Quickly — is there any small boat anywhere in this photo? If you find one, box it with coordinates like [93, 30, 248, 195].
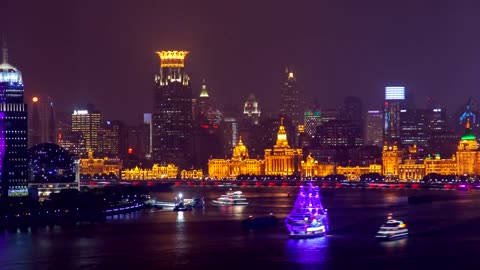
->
[173, 202, 192, 212]
[212, 190, 248, 206]
[242, 214, 278, 230]
[375, 214, 408, 241]
[182, 197, 205, 209]
[285, 183, 329, 239]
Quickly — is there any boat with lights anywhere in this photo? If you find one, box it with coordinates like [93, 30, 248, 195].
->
[285, 183, 329, 239]
[212, 190, 248, 206]
[375, 214, 408, 241]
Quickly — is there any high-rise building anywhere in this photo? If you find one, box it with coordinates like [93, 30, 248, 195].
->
[243, 94, 261, 125]
[304, 110, 321, 137]
[144, 113, 152, 159]
[314, 120, 363, 147]
[384, 86, 406, 143]
[343, 96, 363, 127]
[98, 120, 123, 157]
[365, 110, 383, 147]
[152, 51, 192, 167]
[0, 44, 28, 196]
[400, 108, 429, 148]
[29, 95, 56, 147]
[71, 108, 101, 156]
[280, 67, 300, 127]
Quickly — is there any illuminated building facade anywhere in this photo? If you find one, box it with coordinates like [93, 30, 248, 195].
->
[384, 86, 405, 143]
[382, 143, 402, 178]
[98, 120, 123, 157]
[208, 137, 264, 179]
[280, 68, 300, 127]
[243, 94, 261, 125]
[79, 149, 123, 177]
[301, 153, 334, 177]
[29, 95, 56, 147]
[152, 51, 192, 167]
[0, 44, 29, 196]
[398, 159, 425, 181]
[456, 120, 480, 175]
[424, 154, 457, 176]
[71, 108, 101, 157]
[121, 163, 178, 180]
[337, 165, 380, 181]
[365, 110, 383, 147]
[180, 169, 203, 179]
[264, 119, 302, 176]
[304, 110, 321, 137]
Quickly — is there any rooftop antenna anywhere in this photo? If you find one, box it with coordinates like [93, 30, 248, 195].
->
[1, 41, 7, 63]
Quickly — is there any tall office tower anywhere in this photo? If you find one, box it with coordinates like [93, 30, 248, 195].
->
[280, 67, 300, 127]
[222, 117, 238, 155]
[197, 79, 210, 115]
[400, 109, 428, 148]
[243, 94, 261, 125]
[144, 113, 152, 159]
[98, 120, 123, 157]
[319, 108, 338, 125]
[29, 95, 56, 147]
[365, 110, 383, 147]
[384, 86, 406, 143]
[152, 51, 192, 167]
[304, 109, 321, 137]
[314, 120, 363, 147]
[343, 96, 363, 126]
[71, 108, 101, 157]
[0, 44, 28, 196]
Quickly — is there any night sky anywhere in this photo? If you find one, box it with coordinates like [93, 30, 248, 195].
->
[4, 0, 480, 124]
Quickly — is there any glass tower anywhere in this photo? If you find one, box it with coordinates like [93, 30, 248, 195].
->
[0, 43, 28, 196]
[152, 51, 192, 167]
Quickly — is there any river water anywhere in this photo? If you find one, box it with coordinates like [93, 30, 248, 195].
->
[0, 186, 479, 269]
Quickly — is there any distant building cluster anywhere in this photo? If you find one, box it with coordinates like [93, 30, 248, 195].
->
[4, 44, 480, 198]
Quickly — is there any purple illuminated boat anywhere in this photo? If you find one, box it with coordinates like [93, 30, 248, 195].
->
[285, 183, 329, 239]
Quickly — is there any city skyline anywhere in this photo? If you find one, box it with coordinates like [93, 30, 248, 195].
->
[4, 1, 480, 124]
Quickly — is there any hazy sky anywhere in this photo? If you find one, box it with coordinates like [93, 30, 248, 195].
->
[4, 0, 480, 124]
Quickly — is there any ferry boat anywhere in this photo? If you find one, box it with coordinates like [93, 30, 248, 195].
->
[212, 190, 248, 206]
[285, 183, 329, 239]
[184, 197, 205, 209]
[375, 214, 408, 241]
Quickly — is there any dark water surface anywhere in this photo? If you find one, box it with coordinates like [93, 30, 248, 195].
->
[1, 186, 480, 270]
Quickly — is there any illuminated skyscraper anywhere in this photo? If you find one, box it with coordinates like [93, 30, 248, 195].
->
[29, 95, 56, 147]
[152, 51, 192, 167]
[280, 67, 300, 127]
[304, 110, 322, 137]
[71, 108, 101, 157]
[365, 110, 383, 147]
[98, 120, 124, 157]
[0, 43, 28, 196]
[384, 86, 406, 143]
[243, 94, 261, 125]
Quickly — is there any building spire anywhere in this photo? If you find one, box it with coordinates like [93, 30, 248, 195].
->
[1, 41, 7, 64]
[466, 118, 471, 129]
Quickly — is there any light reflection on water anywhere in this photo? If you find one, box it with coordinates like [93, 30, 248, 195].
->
[285, 236, 329, 264]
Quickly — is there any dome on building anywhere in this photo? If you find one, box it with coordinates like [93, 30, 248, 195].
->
[232, 137, 249, 160]
[28, 143, 76, 183]
[0, 44, 23, 84]
[461, 119, 476, 141]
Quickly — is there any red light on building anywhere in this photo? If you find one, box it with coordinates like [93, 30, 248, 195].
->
[128, 148, 133, 154]
[32, 97, 39, 103]
[58, 133, 62, 139]
[200, 125, 209, 129]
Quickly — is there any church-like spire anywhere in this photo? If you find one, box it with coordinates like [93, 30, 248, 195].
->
[199, 78, 209, 98]
[1, 41, 8, 64]
[275, 117, 290, 148]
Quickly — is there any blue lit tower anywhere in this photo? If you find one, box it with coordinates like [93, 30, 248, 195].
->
[384, 86, 406, 143]
[0, 43, 28, 197]
[152, 51, 192, 168]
